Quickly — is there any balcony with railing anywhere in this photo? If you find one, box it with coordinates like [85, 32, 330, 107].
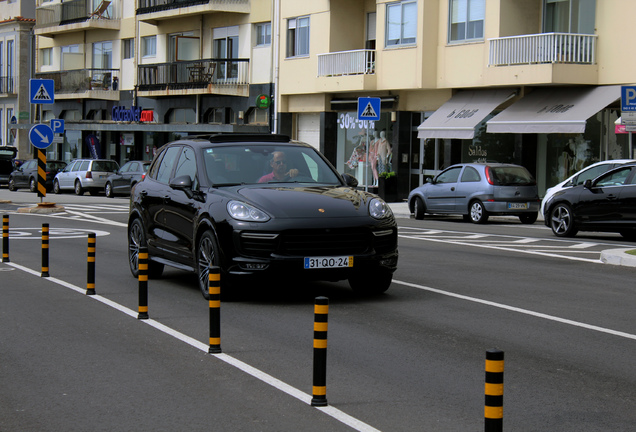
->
[137, 58, 250, 96]
[316, 49, 376, 92]
[0, 76, 16, 95]
[137, 0, 249, 20]
[489, 33, 597, 66]
[35, 69, 120, 100]
[35, 0, 119, 36]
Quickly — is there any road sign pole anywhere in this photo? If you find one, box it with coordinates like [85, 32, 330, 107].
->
[365, 124, 369, 192]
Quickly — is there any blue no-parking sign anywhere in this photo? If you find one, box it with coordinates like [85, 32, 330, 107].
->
[357, 97, 381, 121]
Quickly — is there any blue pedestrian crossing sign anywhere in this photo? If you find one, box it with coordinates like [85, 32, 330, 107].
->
[30, 79, 55, 104]
[29, 124, 54, 149]
[357, 97, 381, 121]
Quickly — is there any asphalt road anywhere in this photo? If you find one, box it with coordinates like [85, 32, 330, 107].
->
[1, 189, 636, 431]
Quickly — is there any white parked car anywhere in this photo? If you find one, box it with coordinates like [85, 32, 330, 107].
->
[53, 159, 120, 196]
[540, 159, 636, 218]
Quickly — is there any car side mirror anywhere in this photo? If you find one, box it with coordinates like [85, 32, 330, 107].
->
[426, 177, 433, 184]
[170, 175, 194, 198]
[584, 179, 593, 189]
[341, 173, 358, 188]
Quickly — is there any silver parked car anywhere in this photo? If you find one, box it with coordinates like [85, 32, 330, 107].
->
[407, 163, 540, 224]
[53, 158, 120, 195]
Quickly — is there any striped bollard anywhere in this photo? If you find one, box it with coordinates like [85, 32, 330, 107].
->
[41, 223, 50, 277]
[208, 266, 222, 354]
[86, 233, 96, 295]
[137, 246, 149, 319]
[2, 215, 8, 263]
[311, 296, 329, 407]
[37, 149, 47, 198]
[485, 349, 504, 432]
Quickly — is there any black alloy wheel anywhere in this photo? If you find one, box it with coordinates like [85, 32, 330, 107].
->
[549, 203, 578, 237]
[128, 218, 164, 278]
[197, 231, 221, 300]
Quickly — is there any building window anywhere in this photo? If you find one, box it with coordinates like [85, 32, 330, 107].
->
[92, 41, 112, 69]
[7, 40, 14, 92]
[256, 23, 271, 46]
[286, 16, 310, 57]
[449, 0, 485, 42]
[386, 1, 417, 46]
[61, 44, 81, 70]
[543, 0, 596, 34]
[41, 48, 52, 66]
[142, 36, 157, 58]
[123, 39, 134, 59]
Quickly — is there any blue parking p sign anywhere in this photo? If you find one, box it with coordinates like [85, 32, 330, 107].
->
[621, 86, 636, 112]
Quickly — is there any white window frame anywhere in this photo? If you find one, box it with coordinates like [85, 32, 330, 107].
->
[256, 23, 272, 46]
[286, 16, 310, 58]
[448, 0, 485, 43]
[142, 36, 157, 58]
[385, 1, 417, 47]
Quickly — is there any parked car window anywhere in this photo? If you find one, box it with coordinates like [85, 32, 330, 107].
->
[92, 160, 119, 172]
[22, 160, 36, 170]
[570, 164, 610, 186]
[155, 146, 181, 184]
[47, 161, 66, 171]
[490, 166, 535, 186]
[596, 167, 632, 187]
[436, 166, 462, 183]
[79, 161, 90, 171]
[460, 166, 480, 182]
[128, 162, 139, 172]
[174, 147, 198, 188]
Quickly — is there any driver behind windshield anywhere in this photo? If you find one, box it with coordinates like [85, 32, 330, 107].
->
[258, 151, 299, 183]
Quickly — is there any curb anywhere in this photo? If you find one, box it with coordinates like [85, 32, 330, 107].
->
[600, 248, 636, 267]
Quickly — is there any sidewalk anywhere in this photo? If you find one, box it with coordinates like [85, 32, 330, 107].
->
[387, 201, 636, 267]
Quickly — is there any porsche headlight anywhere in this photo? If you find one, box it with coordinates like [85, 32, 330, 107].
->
[227, 201, 270, 222]
[369, 198, 392, 220]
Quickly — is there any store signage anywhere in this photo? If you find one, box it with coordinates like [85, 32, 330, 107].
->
[140, 110, 154, 122]
[256, 94, 271, 109]
[112, 106, 143, 122]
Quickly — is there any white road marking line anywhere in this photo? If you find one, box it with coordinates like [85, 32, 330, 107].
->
[393, 279, 636, 341]
[4, 261, 380, 432]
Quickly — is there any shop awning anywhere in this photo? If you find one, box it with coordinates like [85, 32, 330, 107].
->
[417, 89, 517, 140]
[486, 85, 621, 134]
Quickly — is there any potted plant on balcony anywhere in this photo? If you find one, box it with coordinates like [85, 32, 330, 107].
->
[377, 170, 397, 202]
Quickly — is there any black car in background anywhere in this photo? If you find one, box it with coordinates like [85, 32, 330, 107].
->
[0, 146, 18, 187]
[105, 160, 150, 197]
[8, 159, 67, 192]
[544, 163, 636, 239]
[127, 134, 398, 298]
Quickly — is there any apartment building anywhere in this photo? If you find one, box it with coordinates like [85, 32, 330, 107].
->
[7, 0, 634, 201]
[0, 0, 35, 156]
[30, 0, 273, 165]
[276, 0, 636, 199]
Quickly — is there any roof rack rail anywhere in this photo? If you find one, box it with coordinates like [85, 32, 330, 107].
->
[207, 133, 290, 143]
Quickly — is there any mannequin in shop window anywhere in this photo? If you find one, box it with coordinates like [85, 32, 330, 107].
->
[376, 130, 392, 175]
[369, 131, 379, 186]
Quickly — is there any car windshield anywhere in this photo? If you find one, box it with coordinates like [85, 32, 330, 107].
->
[92, 161, 119, 172]
[490, 166, 536, 186]
[203, 145, 342, 186]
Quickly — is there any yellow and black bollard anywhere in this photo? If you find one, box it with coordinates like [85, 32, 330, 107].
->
[311, 296, 329, 407]
[37, 149, 47, 198]
[137, 246, 149, 319]
[41, 223, 50, 277]
[86, 233, 96, 295]
[2, 215, 9, 263]
[208, 266, 222, 354]
[485, 349, 504, 432]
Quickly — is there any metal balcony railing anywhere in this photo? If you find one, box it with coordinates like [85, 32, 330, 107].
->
[137, 0, 249, 14]
[138, 58, 249, 90]
[317, 49, 376, 77]
[489, 32, 597, 66]
[35, 69, 120, 94]
[0, 76, 16, 94]
[36, 0, 116, 28]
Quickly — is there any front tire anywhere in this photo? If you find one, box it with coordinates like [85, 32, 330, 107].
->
[469, 200, 489, 224]
[549, 203, 578, 237]
[348, 271, 392, 295]
[29, 178, 37, 192]
[197, 231, 222, 300]
[413, 197, 425, 220]
[8, 178, 16, 191]
[128, 218, 164, 278]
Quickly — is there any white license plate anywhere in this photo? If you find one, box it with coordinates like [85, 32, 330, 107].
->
[508, 202, 528, 209]
[304, 256, 353, 269]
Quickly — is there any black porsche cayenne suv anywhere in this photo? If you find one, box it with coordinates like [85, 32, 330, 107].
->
[127, 134, 398, 298]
